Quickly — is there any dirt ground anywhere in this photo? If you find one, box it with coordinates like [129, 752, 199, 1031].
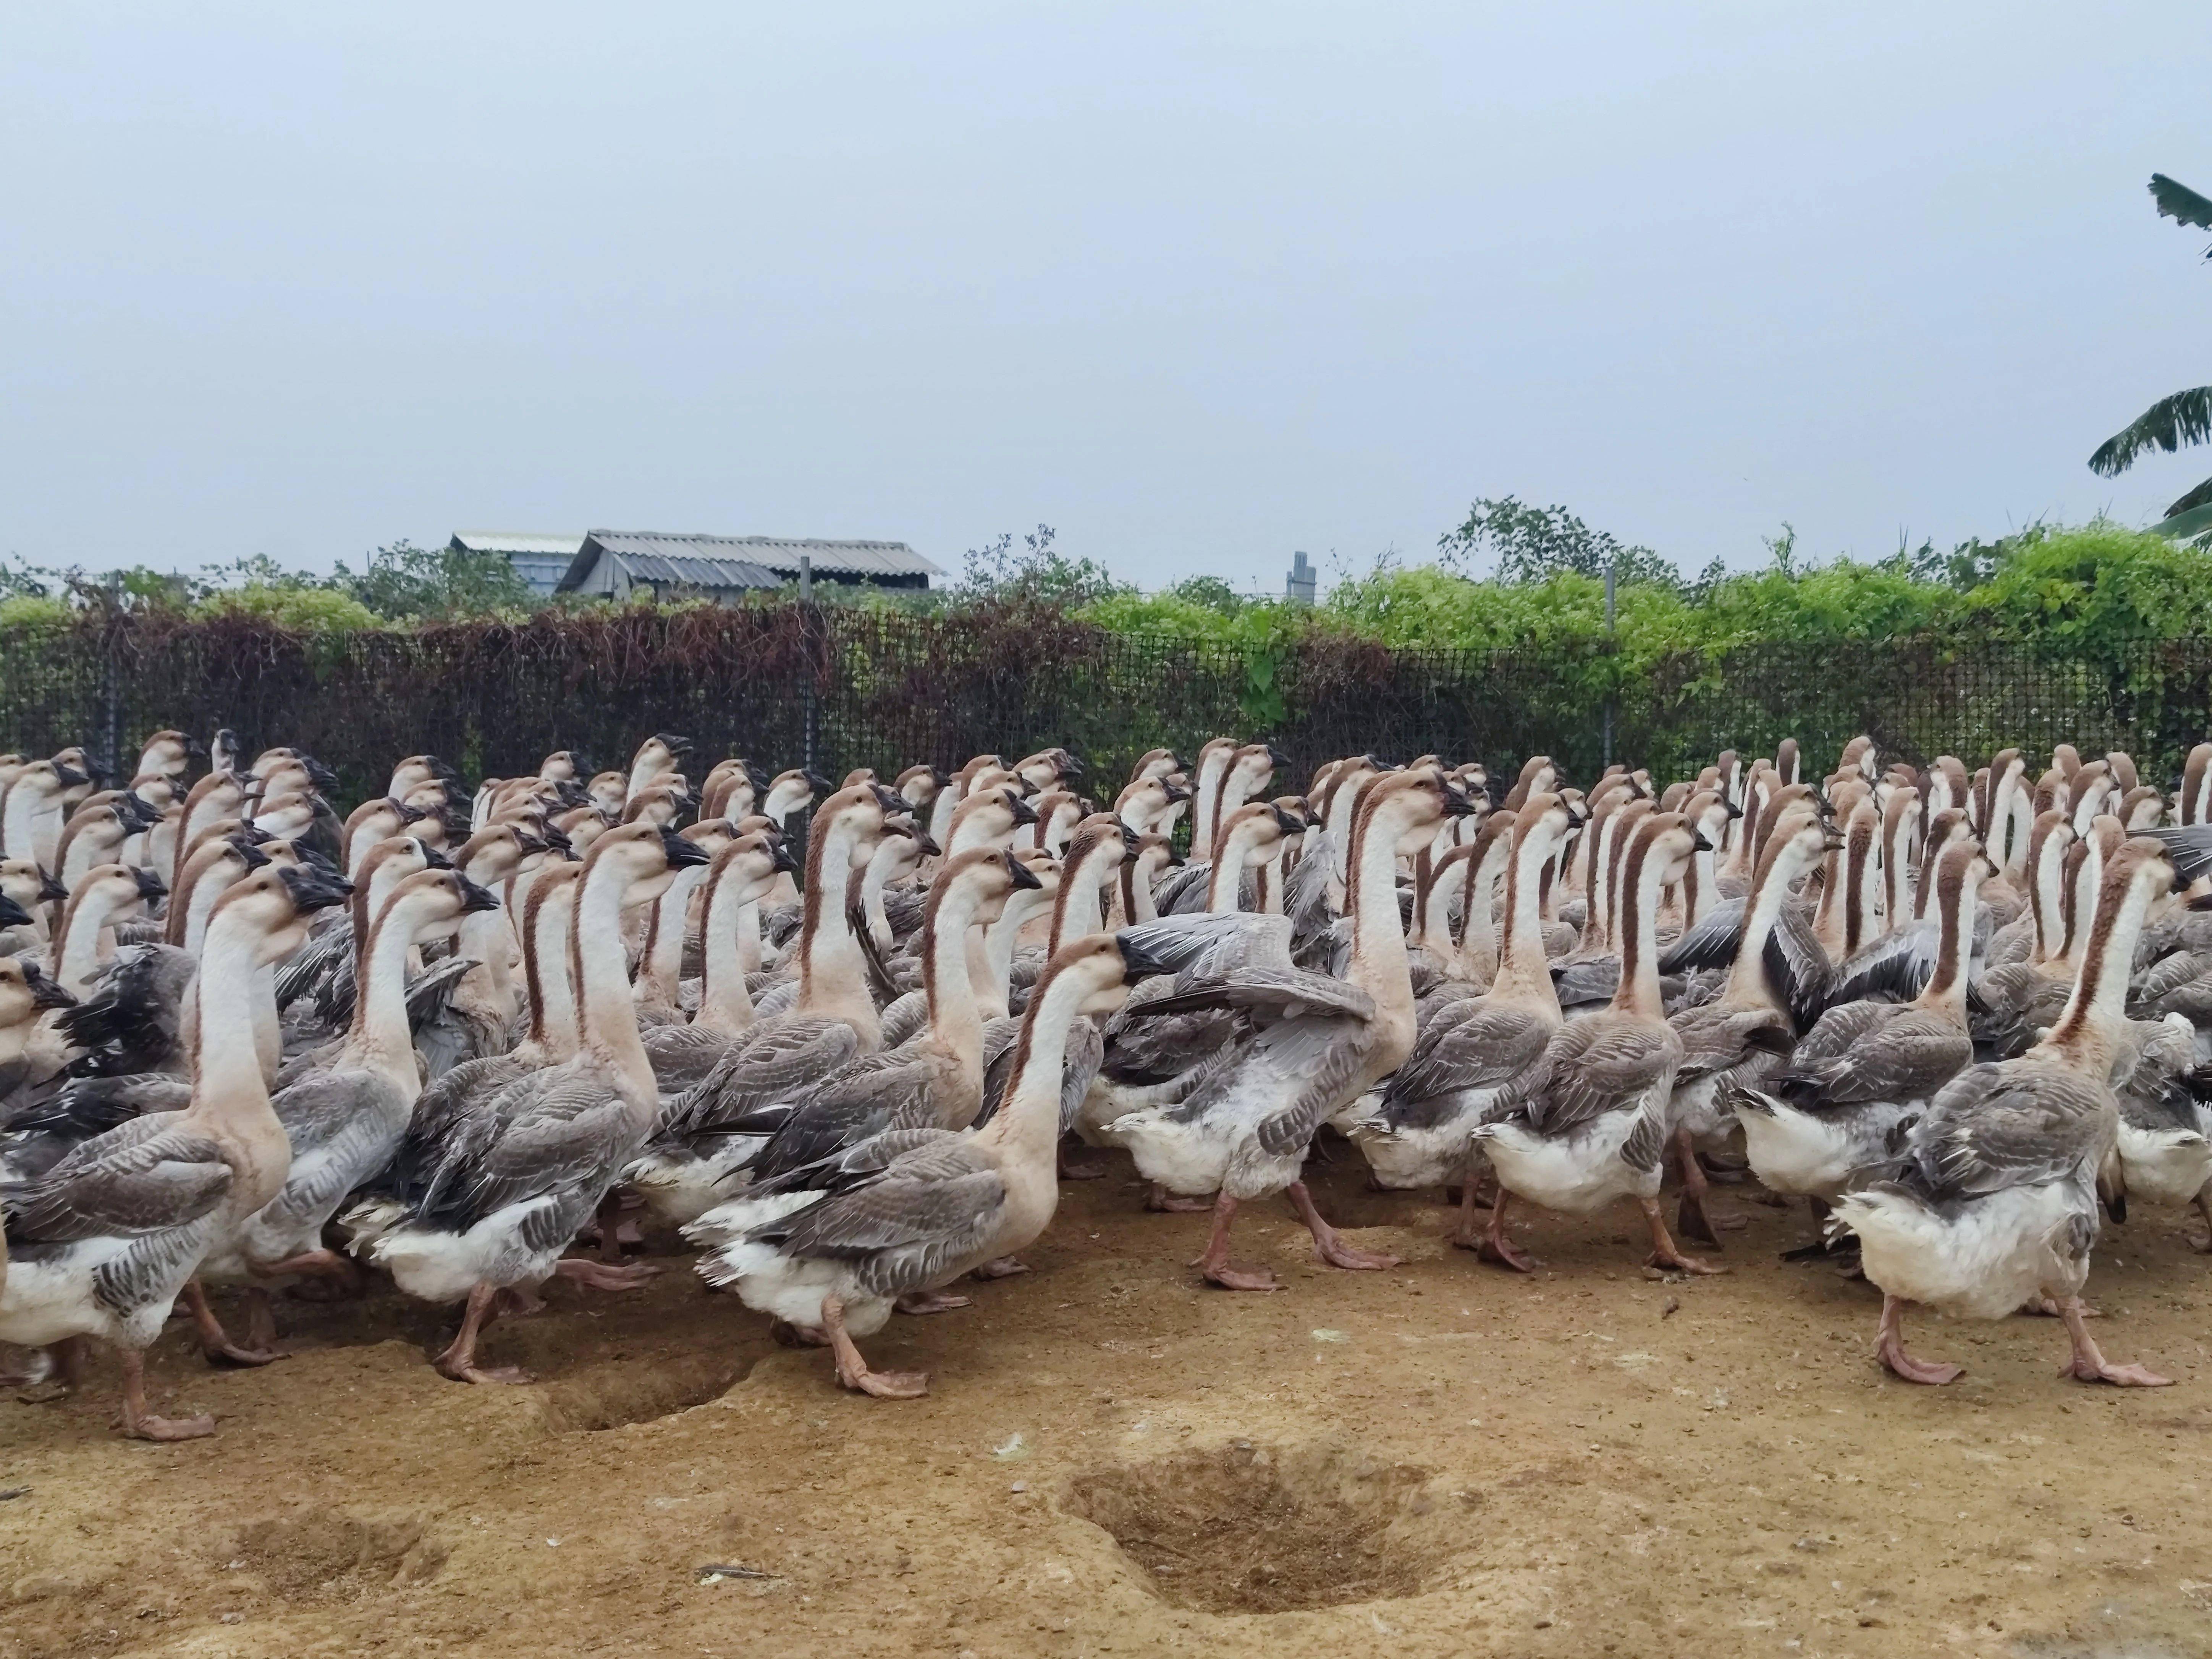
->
[6, 1147, 2212, 1659]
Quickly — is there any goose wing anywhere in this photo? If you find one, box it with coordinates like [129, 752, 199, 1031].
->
[1779, 1004, 1967, 1106]
[1902, 1060, 2107, 1198]
[1767, 905, 1834, 1027]
[53, 943, 194, 1077]
[1172, 1014, 1371, 1157]
[742, 1048, 948, 1178]
[757, 1134, 1006, 1294]
[1668, 1004, 1793, 1080]
[1529, 1019, 1681, 1137]
[661, 1017, 860, 1142]
[1382, 1000, 1554, 1114]
[428, 1071, 640, 1231]
[4, 1111, 231, 1242]
[1658, 896, 1745, 974]
[1824, 920, 1938, 1007]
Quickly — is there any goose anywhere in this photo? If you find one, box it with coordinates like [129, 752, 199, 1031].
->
[45, 863, 167, 1004]
[1836, 838, 2180, 1388]
[0, 951, 75, 1116]
[632, 819, 741, 1027]
[1731, 838, 1992, 1227]
[1012, 747, 1083, 792]
[686, 933, 1152, 1397]
[1118, 833, 1177, 926]
[1, 758, 92, 867]
[0, 859, 66, 954]
[625, 732, 691, 800]
[412, 824, 549, 1078]
[54, 794, 160, 893]
[975, 849, 1062, 1023]
[1342, 795, 1576, 1213]
[626, 851, 862, 1227]
[1472, 811, 1718, 1275]
[1973, 817, 2124, 1059]
[1108, 766, 1474, 1288]
[1184, 739, 1241, 867]
[2181, 744, 2212, 827]
[185, 868, 503, 1363]
[357, 821, 710, 1384]
[1807, 786, 1880, 964]
[632, 831, 802, 1093]
[774, 783, 913, 1051]
[2104, 1011, 2212, 1235]
[1437, 807, 1521, 992]
[170, 768, 256, 894]
[693, 847, 1041, 1265]
[133, 730, 201, 785]
[1661, 802, 1838, 1245]
[0, 859, 351, 1438]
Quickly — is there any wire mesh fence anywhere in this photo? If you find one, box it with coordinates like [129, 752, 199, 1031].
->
[3, 606, 2209, 803]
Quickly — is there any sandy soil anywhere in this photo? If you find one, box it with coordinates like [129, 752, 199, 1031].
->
[5, 1148, 2212, 1659]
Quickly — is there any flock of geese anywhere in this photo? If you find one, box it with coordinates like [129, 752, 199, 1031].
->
[3, 726, 2212, 1439]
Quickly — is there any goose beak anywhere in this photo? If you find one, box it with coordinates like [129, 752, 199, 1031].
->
[1441, 785, 1479, 818]
[53, 763, 89, 788]
[133, 867, 168, 901]
[1005, 851, 1043, 890]
[279, 863, 355, 914]
[23, 961, 77, 1010]
[1693, 832, 1717, 854]
[771, 839, 801, 876]
[1059, 754, 1086, 781]
[1724, 800, 1744, 820]
[186, 737, 209, 760]
[37, 868, 69, 903]
[660, 826, 712, 869]
[1163, 782, 1190, 804]
[802, 770, 836, 798]
[230, 836, 272, 870]
[456, 876, 503, 914]
[913, 831, 943, 858]
[1114, 930, 1176, 981]
[654, 732, 693, 757]
[1008, 794, 1040, 828]
[1118, 823, 1142, 850]
[0, 894, 30, 929]
[1821, 828, 1847, 854]
[305, 757, 340, 793]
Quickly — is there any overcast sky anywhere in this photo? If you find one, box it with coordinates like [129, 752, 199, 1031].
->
[5, 3, 2205, 593]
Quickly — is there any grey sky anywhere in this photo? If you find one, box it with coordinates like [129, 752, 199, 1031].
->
[5, 3, 2205, 593]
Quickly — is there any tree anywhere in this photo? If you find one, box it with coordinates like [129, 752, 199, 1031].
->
[327, 539, 534, 619]
[959, 524, 1127, 607]
[2090, 174, 2212, 543]
[1437, 495, 1679, 587]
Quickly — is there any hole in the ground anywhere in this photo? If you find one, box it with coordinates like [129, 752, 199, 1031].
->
[220, 1507, 448, 1600]
[538, 1350, 747, 1431]
[1063, 1441, 1444, 1614]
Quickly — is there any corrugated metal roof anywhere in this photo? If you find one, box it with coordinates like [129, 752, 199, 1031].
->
[603, 550, 786, 590]
[450, 531, 588, 556]
[557, 529, 939, 592]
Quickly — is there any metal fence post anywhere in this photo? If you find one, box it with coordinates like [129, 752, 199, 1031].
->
[1601, 560, 1617, 770]
[101, 573, 124, 783]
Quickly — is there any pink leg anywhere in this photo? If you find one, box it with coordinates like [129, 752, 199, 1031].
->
[183, 1278, 285, 1367]
[433, 1284, 534, 1384]
[2056, 1296, 2172, 1387]
[1448, 1162, 1492, 1250]
[1875, 1294, 1962, 1385]
[1287, 1180, 1400, 1271]
[1479, 1190, 1540, 1272]
[1640, 1195, 1724, 1276]
[1058, 1140, 1106, 1181]
[1674, 1127, 1733, 1246]
[1189, 1195, 1279, 1290]
[821, 1295, 927, 1398]
[554, 1255, 659, 1290]
[895, 1288, 972, 1315]
[116, 1349, 215, 1441]
[970, 1256, 1029, 1281]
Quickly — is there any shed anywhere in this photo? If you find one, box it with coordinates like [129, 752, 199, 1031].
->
[555, 530, 939, 603]
[448, 532, 588, 599]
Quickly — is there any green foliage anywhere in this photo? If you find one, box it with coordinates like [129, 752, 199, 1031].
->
[325, 539, 535, 620]
[1438, 495, 1679, 588]
[196, 584, 382, 632]
[960, 525, 1128, 608]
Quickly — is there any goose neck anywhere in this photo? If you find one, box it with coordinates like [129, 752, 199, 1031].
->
[348, 895, 435, 1086]
[183, 922, 279, 1129]
[696, 875, 757, 1035]
[973, 962, 1094, 1163]
[569, 858, 655, 1105]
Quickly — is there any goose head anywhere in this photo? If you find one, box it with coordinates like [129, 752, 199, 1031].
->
[0, 954, 76, 1026]
[1015, 747, 1084, 792]
[209, 859, 356, 964]
[136, 729, 196, 782]
[763, 767, 832, 820]
[1029, 931, 1160, 1021]
[378, 866, 503, 951]
[622, 781, 693, 829]
[1126, 748, 1184, 787]
[387, 754, 457, 800]
[586, 771, 630, 815]
[453, 823, 543, 886]
[894, 763, 949, 813]
[707, 830, 797, 910]
[947, 786, 1038, 857]
[628, 733, 692, 791]
[209, 729, 241, 776]
[538, 749, 589, 782]
[1030, 789, 1086, 854]
[1355, 765, 1478, 859]
[584, 819, 713, 913]
[555, 805, 612, 856]
[2120, 785, 2165, 831]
